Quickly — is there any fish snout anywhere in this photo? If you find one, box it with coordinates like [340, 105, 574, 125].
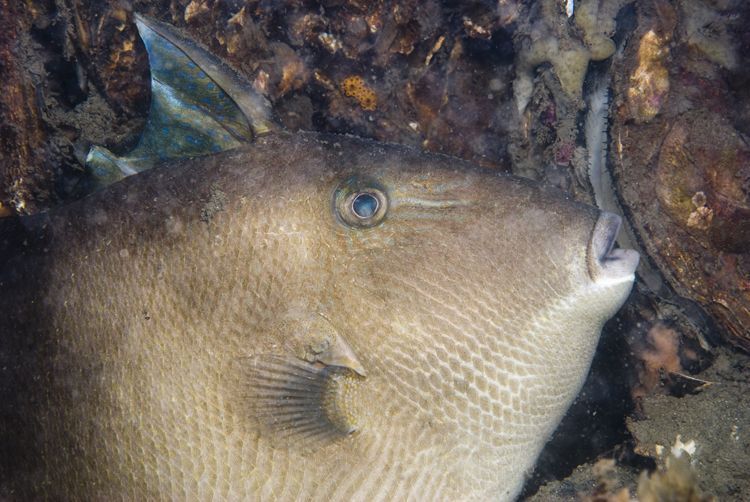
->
[587, 212, 640, 287]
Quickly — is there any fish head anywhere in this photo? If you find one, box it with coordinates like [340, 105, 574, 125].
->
[217, 131, 639, 497]
[297, 136, 640, 357]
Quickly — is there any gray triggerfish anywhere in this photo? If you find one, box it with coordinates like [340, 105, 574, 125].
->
[0, 14, 639, 501]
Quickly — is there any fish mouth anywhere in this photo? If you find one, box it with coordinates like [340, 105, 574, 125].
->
[587, 212, 640, 286]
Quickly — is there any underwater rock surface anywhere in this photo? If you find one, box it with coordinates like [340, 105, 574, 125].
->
[610, 0, 750, 351]
[0, 0, 748, 499]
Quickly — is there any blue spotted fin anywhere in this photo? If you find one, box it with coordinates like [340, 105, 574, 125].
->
[86, 14, 274, 186]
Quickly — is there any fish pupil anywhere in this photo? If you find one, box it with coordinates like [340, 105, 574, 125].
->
[351, 193, 379, 219]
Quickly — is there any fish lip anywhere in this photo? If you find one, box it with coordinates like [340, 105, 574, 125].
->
[587, 212, 640, 286]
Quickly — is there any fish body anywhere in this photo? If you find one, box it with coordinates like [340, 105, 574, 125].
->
[0, 15, 639, 501]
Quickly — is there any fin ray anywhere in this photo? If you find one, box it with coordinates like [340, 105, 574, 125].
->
[245, 355, 366, 445]
[86, 14, 275, 187]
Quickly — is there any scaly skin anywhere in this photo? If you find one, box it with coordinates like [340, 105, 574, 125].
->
[0, 131, 636, 500]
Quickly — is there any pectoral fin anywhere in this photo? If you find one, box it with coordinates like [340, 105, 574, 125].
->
[247, 356, 366, 442]
[86, 14, 274, 186]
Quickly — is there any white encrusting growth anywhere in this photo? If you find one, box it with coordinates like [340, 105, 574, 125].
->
[585, 77, 664, 293]
[671, 435, 697, 459]
[586, 80, 613, 213]
[566, 0, 575, 18]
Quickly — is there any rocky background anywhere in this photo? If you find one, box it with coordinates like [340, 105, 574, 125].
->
[1, 0, 748, 499]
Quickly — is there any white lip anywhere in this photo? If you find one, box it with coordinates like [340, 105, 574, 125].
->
[588, 212, 640, 286]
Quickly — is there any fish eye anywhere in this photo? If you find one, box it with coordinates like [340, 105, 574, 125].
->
[351, 193, 379, 219]
[334, 178, 388, 228]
